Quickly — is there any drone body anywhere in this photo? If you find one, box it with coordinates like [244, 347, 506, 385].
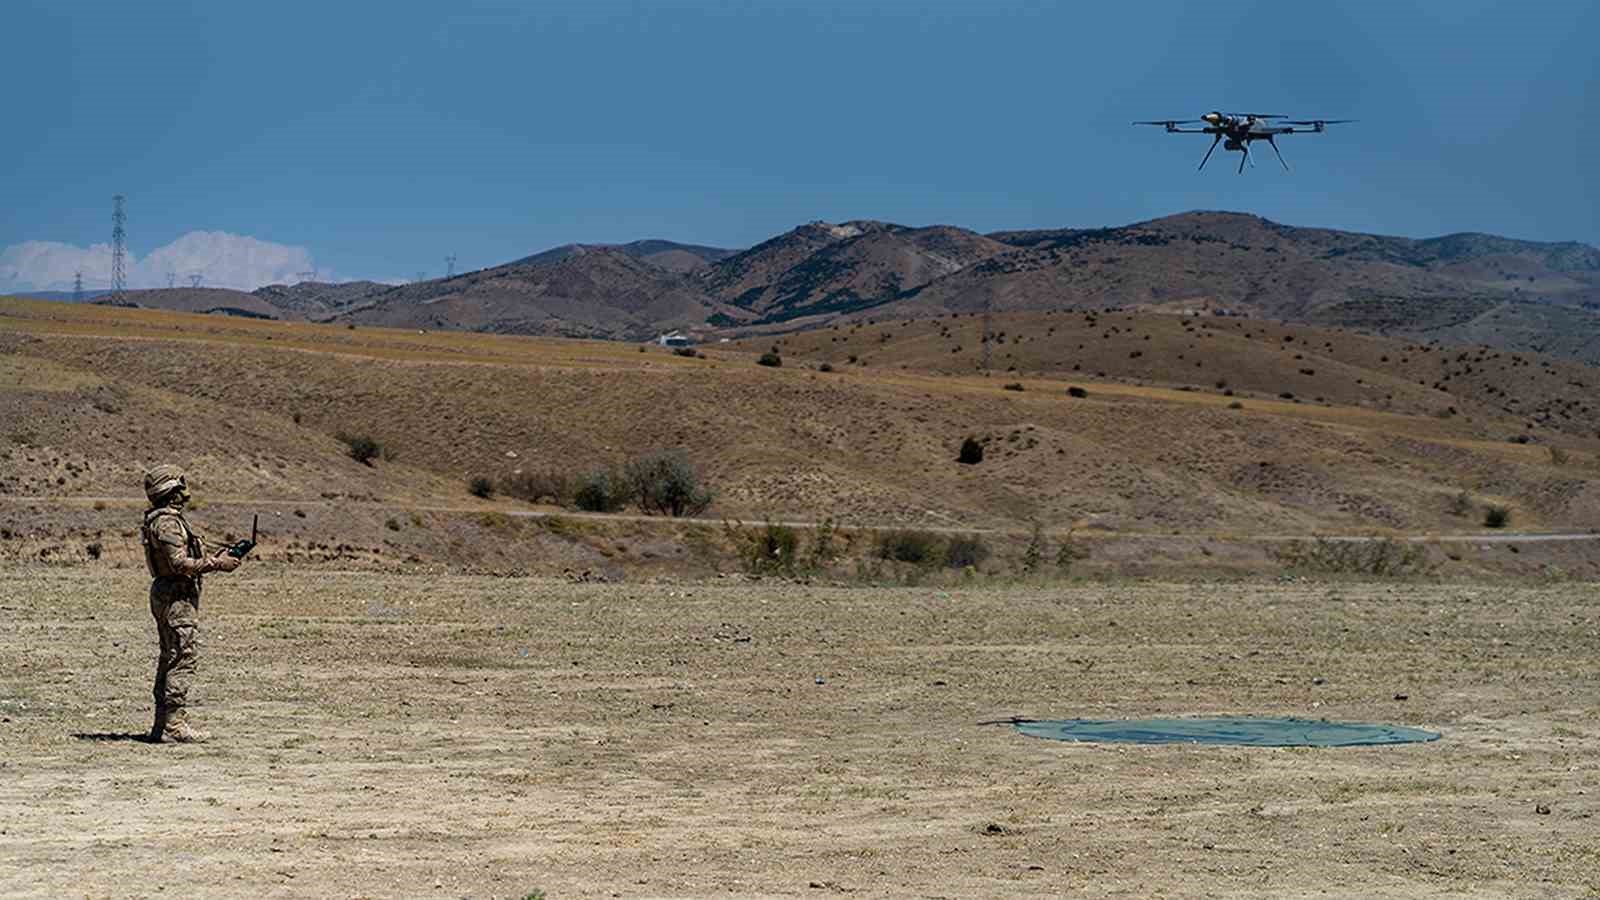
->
[1134, 112, 1353, 173]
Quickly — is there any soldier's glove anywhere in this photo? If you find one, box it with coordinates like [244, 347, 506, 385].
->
[210, 552, 242, 573]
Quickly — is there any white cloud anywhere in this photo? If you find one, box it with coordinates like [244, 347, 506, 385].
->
[1, 231, 326, 293]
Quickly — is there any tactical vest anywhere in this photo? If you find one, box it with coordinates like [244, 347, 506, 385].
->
[142, 507, 203, 578]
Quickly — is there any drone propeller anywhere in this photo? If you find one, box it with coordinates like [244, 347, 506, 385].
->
[1231, 112, 1287, 118]
[1283, 118, 1355, 132]
[1133, 119, 1203, 125]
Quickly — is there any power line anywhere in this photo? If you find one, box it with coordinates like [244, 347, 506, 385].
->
[189, 273, 203, 289]
[167, 270, 177, 289]
[110, 195, 127, 299]
[73, 272, 84, 303]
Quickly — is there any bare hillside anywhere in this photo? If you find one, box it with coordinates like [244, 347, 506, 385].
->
[4, 299, 1597, 546]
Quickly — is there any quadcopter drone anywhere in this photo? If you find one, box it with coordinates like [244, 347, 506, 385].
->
[1134, 111, 1354, 173]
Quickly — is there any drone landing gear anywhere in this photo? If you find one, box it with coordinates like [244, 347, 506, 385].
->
[1197, 134, 1221, 171]
[1266, 135, 1291, 172]
[1238, 141, 1252, 174]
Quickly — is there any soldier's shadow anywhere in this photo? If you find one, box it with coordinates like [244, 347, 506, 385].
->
[73, 732, 156, 744]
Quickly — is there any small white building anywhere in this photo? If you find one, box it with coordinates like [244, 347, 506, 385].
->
[656, 331, 693, 348]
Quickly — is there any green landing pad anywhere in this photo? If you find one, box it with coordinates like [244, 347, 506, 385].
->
[1014, 716, 1440, 747]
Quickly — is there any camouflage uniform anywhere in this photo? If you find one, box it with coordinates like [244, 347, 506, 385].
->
[140, 465, 238, 743]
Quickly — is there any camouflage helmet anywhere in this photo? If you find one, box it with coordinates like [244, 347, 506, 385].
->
[143, 464, 188, 504]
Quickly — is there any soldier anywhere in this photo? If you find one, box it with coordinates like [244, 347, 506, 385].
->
[141, 464, 243, 743]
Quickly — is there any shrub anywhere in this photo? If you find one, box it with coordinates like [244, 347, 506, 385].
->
[336, 432, 384, 466]
[738, 520, 799, 573]
[1002, 382, 1024, 391]
[573, 468, 632, 512]
[1449, 490, 1472, 517]
[501, 469, 572, 506]
[1056, 536, 1089, 572]
[1227, 400, 1244, 410]
[1278, 536, 1429, 575]
[85, 542, 103, 560]
[673, 346, 697, 358]
[1021, 521, 1045, 573]
[957, 436, 984, 465]
[806, 517, 842, 570]
[1484, 505, 1511, 528]
[1067, 386, 1088, 398]
[626, 450, 713, 517]
[757, 351, 782, 367]
[468, 476, 495, 499]
[818, 362, 834, 372]
[384, 517, 402, 531]
[945, 533, 991, 569]
[1548, 446, 1569, 466]
[876, 529, 944, 566]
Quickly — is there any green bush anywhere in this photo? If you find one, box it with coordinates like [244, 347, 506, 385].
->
[957, 436, 984, 465]
[757, 351, 782, 367]
[468, 476, 495, 499]
[945, 533, 991, 569]
[627, 450, 713, 517]
[500, 469, 572, 506]
[1066, 386, 1088, 398]
[336, 432, 384, 466]
[573, 468, 632, 512]
[735, 520, 800, 574]
[876, 529, 944, 566]
[1484, 505, 1511, 528]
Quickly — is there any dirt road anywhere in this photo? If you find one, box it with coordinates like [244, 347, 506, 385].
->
[2, 570, 1596, 897]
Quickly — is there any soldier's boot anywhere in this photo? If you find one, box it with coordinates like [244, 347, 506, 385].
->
[149, 706, 168, 743]
[161, 721, 210, 744]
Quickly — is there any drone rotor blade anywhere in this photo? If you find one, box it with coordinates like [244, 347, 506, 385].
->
[1197, 134, 1221, 171]
[1267, 135, 1290, 172]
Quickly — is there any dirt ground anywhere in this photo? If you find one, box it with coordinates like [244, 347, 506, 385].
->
[1, 568, 1596, 898]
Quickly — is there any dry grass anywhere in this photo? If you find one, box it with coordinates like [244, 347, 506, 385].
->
[2, 571, 1597, 897]
[3, 298, 1598, 541]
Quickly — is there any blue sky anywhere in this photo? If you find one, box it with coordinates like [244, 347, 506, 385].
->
[2, 0, 1595, 291]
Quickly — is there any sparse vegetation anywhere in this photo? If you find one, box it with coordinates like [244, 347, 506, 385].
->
[673, 346, 697, 358]
[1278, 536, 1430, 576]
[500, 469, 572, 506]
[727, 519, 800, 574]
[1449, 489, 1473, 517]
[1484, 505, 1511, 529]
[1002, 382, 1024, 391]
[1021, 521, 1045, 573]
[468, 476, 495, 499]
[627, 450, 713, 517]
[1548, 446, 1569, 466]
[957, 436, 984, 465]
[876, 529, 944, 566]
[1067, 386, 1088, 398]
[336, 432, 385, 466]
[573, 468, 633, 513]
[757, 351, 782, 367]
[945, 533, 991, 570]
